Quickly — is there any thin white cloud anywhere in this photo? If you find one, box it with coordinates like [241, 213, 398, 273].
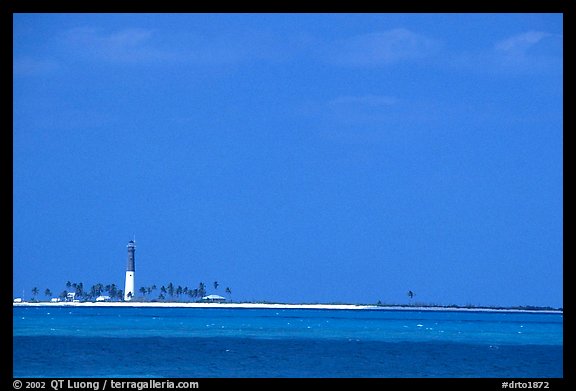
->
[61, 27, 290, 66]
[495, 31, 552, 53]
[324, 28, 440, 67]
[13, 57, 60, 76]
[54, 26, 441, 69]
[186, 29, 292, 64]
[449, 31, 562, 74]
[63, 27, 182, 63]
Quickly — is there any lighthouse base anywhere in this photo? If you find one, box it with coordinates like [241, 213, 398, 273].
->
[124, 271, 135, 301]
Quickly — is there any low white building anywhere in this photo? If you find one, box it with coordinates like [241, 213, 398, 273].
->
[13, 298, 23, 303]
[201, 294, 226, 302]
[96, 295, 111, 302]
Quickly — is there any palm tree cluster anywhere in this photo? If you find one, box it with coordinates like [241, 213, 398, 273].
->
[34, 280, 233, 303]
[141, 281, 232, 302]
[156, 282, 206, 302]
[58, 281, 125, 301]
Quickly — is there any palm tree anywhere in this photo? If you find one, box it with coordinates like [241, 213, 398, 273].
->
[213, 281, 219, 291]
[167, 282, 174, 299]
[109, 284, 118, 300]
[44, 288, 52, 300]
[139, 286, 147, 299]
[176, 285, 183, 299]
[59, 290, 68, 301]
[198, 282, 206, 298]
[66, 281, 72, 290]
[90, 285, 98, 300]
[407, 290, 415, 305]
[75, 282, 84, 299]
[89, 283, 103, 300]
[31, 287, 39, 301]
[225, 287, 232, 301]
[147, 285, 156, 296]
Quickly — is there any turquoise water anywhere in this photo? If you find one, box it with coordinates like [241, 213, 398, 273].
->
[13, 307, 563, 378]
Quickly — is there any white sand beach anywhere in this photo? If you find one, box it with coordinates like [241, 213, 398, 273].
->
[12, 301, 562, 314]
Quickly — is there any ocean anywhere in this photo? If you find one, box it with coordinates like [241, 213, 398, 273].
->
[13, 306, 563, 378]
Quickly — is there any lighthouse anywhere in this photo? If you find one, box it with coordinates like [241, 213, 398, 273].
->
[124, 240, 136, 301]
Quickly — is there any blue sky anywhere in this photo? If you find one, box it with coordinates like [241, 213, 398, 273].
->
[13, 13, 563, 307]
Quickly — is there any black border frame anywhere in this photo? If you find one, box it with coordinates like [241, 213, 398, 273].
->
[5, 1, 571, 388]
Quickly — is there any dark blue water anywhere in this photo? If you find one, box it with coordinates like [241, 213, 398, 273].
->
[13, 307, 563, 378]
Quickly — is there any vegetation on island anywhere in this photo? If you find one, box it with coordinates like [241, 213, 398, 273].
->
[25, 280, 232, 303]
[372, 290, 561, 312]
[19, 285, 561, 312]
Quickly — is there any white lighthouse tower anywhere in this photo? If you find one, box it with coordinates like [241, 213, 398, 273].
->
[124, 239, 136, 301]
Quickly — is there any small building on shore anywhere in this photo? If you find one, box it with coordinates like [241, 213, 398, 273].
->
[201, 294, 226, 303]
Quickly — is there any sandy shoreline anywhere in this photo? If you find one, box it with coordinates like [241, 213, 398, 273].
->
[12, 301, 562, 314]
